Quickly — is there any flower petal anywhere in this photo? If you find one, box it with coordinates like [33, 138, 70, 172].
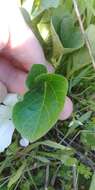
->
[0, 105, 7, 117]
[0, 121, 14, 152]
[3, 93, 18, 106]
[0, 81, 7, 103]
[20, 138, 29, 147]
[0, 105, 12, 124]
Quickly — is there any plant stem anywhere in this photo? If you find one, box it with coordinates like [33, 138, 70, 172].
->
[72, 164, 78, 190]
[45, 164, 49, 190]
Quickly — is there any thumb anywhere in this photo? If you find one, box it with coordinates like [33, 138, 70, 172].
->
[59, 97, 73, 120]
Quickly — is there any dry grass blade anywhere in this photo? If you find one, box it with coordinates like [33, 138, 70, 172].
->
[72, 0, 95, 69]
[72, 165, 78, 190]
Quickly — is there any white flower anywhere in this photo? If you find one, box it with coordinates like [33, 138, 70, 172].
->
[0, 94, 18, 152]
[0, 120, 14, 152]
[0, 93, 29, 152]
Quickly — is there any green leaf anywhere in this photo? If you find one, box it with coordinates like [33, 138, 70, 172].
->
[63, 0, 72, 11]
[84, 0, 95, 25]
[8, 162, 26, 189]
[20, 140, 72, 155]
[60, 13, 84, 53]
[86, 24, 95, 59]
[21, 8, 32, 28]
[51, 12, 84, 57]
[81, 121, 95, 150]
[51, 16, 64, 58]
[13, 72, 68, 142]
[71, 47, 91, 72]
[32, 0, 61, 18]
[38, 0, 60, 9]
[33, 155, 50, 163]
[89, 173, 95, 190]
[38, 149, 75, 163]
[26, 64, 47, 89]
[41, 140, 71, 151]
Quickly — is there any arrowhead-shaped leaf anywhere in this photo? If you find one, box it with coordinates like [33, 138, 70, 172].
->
[51, 11, 84, 57]
[12, 65, 68, 142]
[60, 13, 84, 53]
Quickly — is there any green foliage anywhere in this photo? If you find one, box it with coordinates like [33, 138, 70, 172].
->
[26, 64, 47, 88]
[86, 24, 95, 58]
[20, 181, 30, 190]
[31, 0, 61, 18]
[8, 162, 26, 189]
[13, 64, 68, 141]
[81, 121, 95, 150]
[78, 164, 92, 179]
[51, 9, 84, 59]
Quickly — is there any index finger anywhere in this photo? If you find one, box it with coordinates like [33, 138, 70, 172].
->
[3, 0, 46, 71]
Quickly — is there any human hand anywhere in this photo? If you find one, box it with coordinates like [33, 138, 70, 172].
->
[0, 0, 53, 94]
[0, 0, 73, 120]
